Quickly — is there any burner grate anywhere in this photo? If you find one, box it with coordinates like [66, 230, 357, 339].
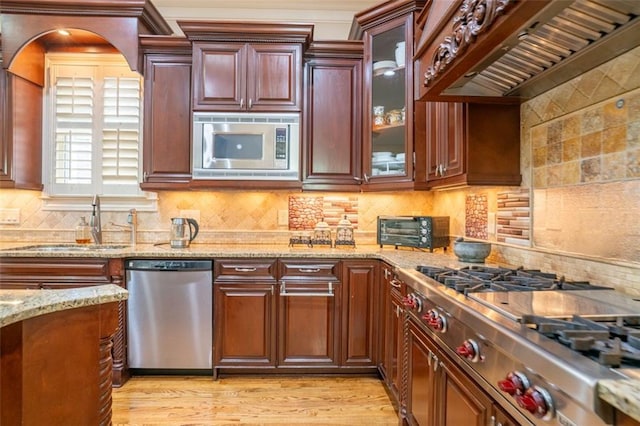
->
[415, 265, 612, 293]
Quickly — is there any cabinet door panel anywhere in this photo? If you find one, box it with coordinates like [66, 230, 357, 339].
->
[278, 281, 340, 366]
[342, 261, 377, 366]
[214, 283, 276, 367]
[440, 360, 492, 426]
[193, 43, 245, 110]
[407, 320, 437, 426]
[142, 55, 192, 187]
[303, 56, 362, 190]
[249, 44, 300, 111]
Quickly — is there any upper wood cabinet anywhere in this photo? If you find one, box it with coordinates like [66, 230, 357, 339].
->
[350, 0, 426, 191]
[0, 71, 43, 190]
[414, 101, 521, 190]
[140, 36, 193, 190]
[192, 42, 302, 112]
[302, 41, 363, 191]
[180, 21, 313, 113]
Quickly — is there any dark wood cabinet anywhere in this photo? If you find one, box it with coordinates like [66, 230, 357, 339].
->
[380, 263, 405, 408]
[192, 42, 302, 112]
[140, 36, 193, 190]
[341, 260, 378, 368]
[302, 41, 363, 191]
[278, 259, 341, 367]
[414, 101, 521, 190]
[0, 257, 128, 386]
[406, 314, 495, 426]
[350, 0, 426, 191]
[213, 259, 278, 375]
[0, 72, 43, 190]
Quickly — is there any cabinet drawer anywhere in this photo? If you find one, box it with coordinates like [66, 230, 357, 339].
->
[214, 259, 277, 281]
[0, 258, 112, 285]
[279, 259, 340, 281]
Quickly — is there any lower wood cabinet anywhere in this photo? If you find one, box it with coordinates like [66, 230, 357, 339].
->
[278, 258, 342, 367]
[213, 259, 278, 374]
[0, 257, 128, 387]
[380, 263, 405, 408]
[214, 258, 378, 375]
[341, 260, 378, 368]
[405, 314, 519, 426]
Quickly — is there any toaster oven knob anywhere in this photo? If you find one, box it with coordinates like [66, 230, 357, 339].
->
[515, 386, 554, 420]
[498, 371, 530, 396]
[455, 339, 482, 363]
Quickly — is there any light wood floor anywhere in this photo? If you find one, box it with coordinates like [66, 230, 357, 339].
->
[112, 375, 399, 425]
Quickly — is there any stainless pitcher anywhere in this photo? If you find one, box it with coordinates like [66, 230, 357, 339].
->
[170, 218, 199, 248]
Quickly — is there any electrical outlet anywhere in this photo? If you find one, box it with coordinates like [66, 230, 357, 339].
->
[179, 209, 201, 223]
[278, 210, 289, 226]
[0, 208, 20, 224]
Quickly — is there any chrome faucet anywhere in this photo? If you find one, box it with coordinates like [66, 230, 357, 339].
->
[90, 195, 102, 244]
[111, 208, 138, 247]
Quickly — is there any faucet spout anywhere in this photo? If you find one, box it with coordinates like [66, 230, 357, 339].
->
[109, 209, 137, 247]
[90, 195, 102, 244]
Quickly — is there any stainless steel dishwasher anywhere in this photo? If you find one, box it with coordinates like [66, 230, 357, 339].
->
[126, 259, 213, 371]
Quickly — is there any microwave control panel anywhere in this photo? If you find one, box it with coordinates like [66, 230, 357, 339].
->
[275, 127, 288, 161]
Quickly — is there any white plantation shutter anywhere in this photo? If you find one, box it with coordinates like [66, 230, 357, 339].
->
[45, 54, 143, 197]
[54, 76, 94, 184]
[102, 75, 141, 190]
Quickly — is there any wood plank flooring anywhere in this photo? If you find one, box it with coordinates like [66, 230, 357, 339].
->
[112, 375, 399, 425]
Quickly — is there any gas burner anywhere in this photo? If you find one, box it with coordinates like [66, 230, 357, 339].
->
[415, 265, 611, 293]
[523, 315, 640, 367]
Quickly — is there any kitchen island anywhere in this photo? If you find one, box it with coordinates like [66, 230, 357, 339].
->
[0, 284, 128, 426]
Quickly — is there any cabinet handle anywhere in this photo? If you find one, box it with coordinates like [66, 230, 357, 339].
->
[297, 268, 321, 273]
[234, 267, 257, 272]
[363, 173, 370, 183]
[143, 171, 148, 182]
[389, 279, 402, 288]
[240, 98, 244, 109]
[280, 281, 334, 297]
[490, 415, 495, 426]
[433, 355, 440, 372]
[434, 165, 440, 176]
[248, 98, 253, 109]
[441, 164, 447, 175]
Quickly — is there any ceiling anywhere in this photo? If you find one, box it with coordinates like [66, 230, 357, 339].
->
[151, 0, 383, 39]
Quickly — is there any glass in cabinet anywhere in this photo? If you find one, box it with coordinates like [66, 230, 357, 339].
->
[366, 19, 412, 183]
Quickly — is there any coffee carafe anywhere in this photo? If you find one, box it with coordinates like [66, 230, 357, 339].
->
[170, 218, 199, 248]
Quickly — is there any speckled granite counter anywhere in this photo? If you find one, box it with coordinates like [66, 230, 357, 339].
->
[0, 284, 128, 328]
[0, 242, 473, 269]
[599, 380, 640, 422]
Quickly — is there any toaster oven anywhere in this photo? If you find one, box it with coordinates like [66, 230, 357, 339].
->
[377, 216, 449, 251]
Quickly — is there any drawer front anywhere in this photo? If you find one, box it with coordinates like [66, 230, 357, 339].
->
[0, 258, 112, 285]
[279, 259, 340, 281]
[214, 258, 277, 281]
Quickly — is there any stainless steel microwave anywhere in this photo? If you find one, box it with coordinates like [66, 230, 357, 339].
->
[192, 112, 300, 180]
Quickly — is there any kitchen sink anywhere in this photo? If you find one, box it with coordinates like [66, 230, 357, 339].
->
[1, 244, 129, 252]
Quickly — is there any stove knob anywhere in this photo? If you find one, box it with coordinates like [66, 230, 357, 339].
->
[497, 371, 530, 396]
[455, 339, 482, 363]
[402, 294, 423, 312]
[515, 386, 554, 420]
[426, 309, 447, 333]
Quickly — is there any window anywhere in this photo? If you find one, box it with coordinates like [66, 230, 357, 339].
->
[43, 54, 156, 210]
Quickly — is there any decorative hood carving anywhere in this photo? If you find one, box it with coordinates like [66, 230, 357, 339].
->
[416, 0, 640, 101]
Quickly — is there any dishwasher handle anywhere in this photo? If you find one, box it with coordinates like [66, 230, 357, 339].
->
[126, 259, 212, 271]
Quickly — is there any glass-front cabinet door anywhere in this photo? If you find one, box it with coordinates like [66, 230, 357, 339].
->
[363, 15, 414, 190]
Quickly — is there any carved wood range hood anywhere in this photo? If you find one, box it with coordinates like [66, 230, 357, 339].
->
[415, 0, 640, 102]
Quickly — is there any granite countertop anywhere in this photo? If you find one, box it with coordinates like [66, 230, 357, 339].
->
[0, 284, 129, 328]
[598, 380, 640, 422]
[0, 242, 470, 269]
[1, 241, 638, 421]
